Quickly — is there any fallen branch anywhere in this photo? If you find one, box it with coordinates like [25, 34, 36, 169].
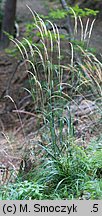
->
[12, 109, 42, 118]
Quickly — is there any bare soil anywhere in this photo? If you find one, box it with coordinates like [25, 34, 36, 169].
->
[0, 0, 102, 184]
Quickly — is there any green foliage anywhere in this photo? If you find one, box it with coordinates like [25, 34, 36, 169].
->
[1, 180, 44, 200]
[87, 136, 102, 177]
[69, 5, 99, 17]
[49, 6, 99, 20]
[83, 180, 102, 200]
[25, 23, 36, 42]
[1, 136, 102, 200]
[49, 9, 67, 19]
[71, 39, 96, 54]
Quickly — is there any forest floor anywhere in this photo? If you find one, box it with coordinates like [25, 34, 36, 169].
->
[0, 0, 102, 183]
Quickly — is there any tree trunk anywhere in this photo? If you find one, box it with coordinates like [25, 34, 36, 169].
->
[0, 0, 17, 49]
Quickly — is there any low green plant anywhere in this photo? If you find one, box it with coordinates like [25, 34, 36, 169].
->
[1, 180, 45, 200]
[1, 136, 102, 200]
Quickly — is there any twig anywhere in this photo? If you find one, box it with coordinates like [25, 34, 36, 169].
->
[12, 109, 42, 118]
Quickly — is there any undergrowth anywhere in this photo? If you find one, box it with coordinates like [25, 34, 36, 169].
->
[1, 136, 102, 200]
